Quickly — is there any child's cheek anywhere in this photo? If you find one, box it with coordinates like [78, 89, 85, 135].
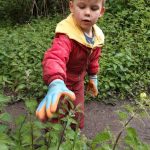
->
[94, 13, 101, 21]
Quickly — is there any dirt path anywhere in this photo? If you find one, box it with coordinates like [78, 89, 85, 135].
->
[5, 100, 150, 145]
[82, 101, 150, 144]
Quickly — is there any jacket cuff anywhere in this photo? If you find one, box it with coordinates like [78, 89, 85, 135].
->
[88, 67, 99, 76]
[89, 75, 97, 79]
[45, 75, 64, 85]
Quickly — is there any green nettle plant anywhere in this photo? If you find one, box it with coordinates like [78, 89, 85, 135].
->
[0, 0, 149, 102]
[0, 18, 59, 101]
[98, 0, 150, 101]
[0, 93, 150, 149]
[0, 95, 89, 150]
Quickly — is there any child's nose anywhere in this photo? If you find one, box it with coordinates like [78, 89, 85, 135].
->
[84, 8, 91, 16]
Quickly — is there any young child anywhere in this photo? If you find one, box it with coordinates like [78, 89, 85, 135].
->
[36, 0, 105, 129]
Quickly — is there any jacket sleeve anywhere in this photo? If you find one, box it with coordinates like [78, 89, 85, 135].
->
[42, 34, 72, 85]
[87, 48, 102, 75]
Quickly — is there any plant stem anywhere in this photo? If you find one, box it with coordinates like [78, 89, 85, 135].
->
[72, 131, 77, 150]
[112, 115, 134, 150]
[30, 114, 34, 150]
[18, 113, 27, 147]
[57, 122, 67, 150]
[47, 131, 51, 150]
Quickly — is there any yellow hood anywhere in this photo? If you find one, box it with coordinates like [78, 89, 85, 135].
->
[55, 14, 104, 48]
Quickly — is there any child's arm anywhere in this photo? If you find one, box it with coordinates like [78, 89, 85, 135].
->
[88, 48, 102, 75]
[87, 75, 98, 97]
[36, 34, 75, 121]
[42, 34, 73, 84]
[86, 48, 102, 96]
[36, 79, 75, 121]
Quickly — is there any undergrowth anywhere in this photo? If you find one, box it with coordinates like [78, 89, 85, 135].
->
[0, 1, 149, 103]
[0, 93, 150, 149]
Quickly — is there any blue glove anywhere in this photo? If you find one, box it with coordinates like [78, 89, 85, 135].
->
[87, 75, 98, 97]
[36, 79, 76, 121]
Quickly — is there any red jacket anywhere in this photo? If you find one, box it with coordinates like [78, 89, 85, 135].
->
[42, 14, 104, 85]
[42, 33, 102, 85]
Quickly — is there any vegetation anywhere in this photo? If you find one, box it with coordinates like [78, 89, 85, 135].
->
[0, 93, 150, 149]
[0, 0, 149, 102]
[0, 0, 150, 149]
[99, 0, 150, 101]
[0, 0, 68, 23]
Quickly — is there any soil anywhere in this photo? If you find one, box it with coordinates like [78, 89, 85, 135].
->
[5, 100, 150, 145]
[82, 101, 150, 144]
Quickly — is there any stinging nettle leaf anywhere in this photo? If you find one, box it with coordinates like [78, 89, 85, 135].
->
[15, 84, 26, 92]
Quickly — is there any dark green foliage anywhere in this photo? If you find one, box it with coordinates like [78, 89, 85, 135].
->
[98, 0, 150, 100]
[0, 94, 150, 149]
[0, 97, 89, 149]
[0, 0, 149, 102]
[0, 0, 69, 23]
[0, 0, 32, 23]
[0, 18, 60, 100]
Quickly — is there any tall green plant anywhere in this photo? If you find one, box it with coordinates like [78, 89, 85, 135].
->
[98, 0, 150, 100]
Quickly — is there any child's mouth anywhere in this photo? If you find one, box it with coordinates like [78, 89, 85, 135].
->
[82, 20, 91, 24]
[83, 20, 90, 22]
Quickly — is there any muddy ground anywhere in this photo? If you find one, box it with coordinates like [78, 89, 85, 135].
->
[82, 101, 150, 144]
[5, 100, 150, 145]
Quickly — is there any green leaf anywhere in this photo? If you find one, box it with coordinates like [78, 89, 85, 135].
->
[0, 112, 12, 122]
[65, 128, 75, 140]
[126, 127, 138, 138]
[2, 76, 12, 84]
[15, 84, 26, 92]
[0, 143, 9, 150]
[125, 127, 140, 149]
[0, 132, 14, 147]
[0, 125, 8, 133]
[15, 115, 26, 126]
[34, 120, 45, 129]
[59, 140, 73, 150]
[95, 144, 112, 150]
[116, 111, 128, 120]
[0, 94, 10, 105]
[91, 131, 111, 149]
[51, 123, 63, 131]
[109, 82, 115, 88]
[25, 99, 38, 114]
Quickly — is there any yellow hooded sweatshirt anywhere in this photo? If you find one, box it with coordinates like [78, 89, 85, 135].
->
[55, 14, 104, 49]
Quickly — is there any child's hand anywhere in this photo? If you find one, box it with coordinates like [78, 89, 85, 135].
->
[36, 79, 76, 121]
[86, 75, 98, 97]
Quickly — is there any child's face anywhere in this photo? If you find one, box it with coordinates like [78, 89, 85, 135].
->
[70, 0, 105, 34]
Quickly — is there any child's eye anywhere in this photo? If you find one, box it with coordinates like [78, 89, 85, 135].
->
[79, 6, 85, 9]
[77, 4, 86, 9]
[91, 6, 99, 11]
